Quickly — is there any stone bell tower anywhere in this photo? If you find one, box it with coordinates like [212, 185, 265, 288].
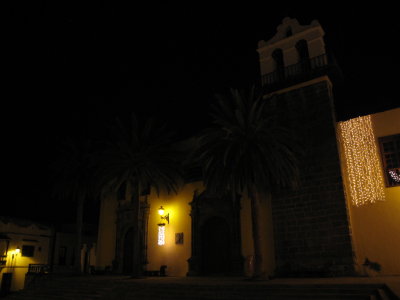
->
[257, 17, 355, 277]
[258, 17, 333, 92]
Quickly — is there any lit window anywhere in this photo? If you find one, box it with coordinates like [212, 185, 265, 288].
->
[378, 134, 400, 187]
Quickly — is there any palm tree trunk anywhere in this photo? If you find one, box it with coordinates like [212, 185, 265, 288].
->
[131, 181, 142, 277]
[75, 196, 84, 273]
[250, 189, 263, 279]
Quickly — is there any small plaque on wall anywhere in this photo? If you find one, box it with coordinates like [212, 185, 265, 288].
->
[175, 233, 184, 244]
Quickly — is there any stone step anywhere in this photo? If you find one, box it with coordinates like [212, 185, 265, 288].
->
[3, 277, 398, 300]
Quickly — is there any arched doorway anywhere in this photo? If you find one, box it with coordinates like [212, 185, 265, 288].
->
[187, 191, 243, 276]
[201, 217, 231, 275]
[122, 227, 134, 274]
[115, 201, 150, 274]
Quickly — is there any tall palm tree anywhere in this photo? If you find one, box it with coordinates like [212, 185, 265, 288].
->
[96, 113, 183, 277]
[50, 138, 98, 273]
[195, 86, 300, 279]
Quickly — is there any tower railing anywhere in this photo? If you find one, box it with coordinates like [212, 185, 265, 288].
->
[261, 53, 330, 88]
[28, 263, 50, 274]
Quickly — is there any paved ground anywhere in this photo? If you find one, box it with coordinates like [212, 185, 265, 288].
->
[256, 276, 400, 298]
[121, 276, 400, 296]
[4, 274, 400, 299]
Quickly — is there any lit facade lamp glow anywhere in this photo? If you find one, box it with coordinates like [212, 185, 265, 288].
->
[11, 247, 20, 259]
[158, 206, 165, 216]
[158, 206, 169, 224]
[339, 115, 386, 206]
[158, 223, 165, 246]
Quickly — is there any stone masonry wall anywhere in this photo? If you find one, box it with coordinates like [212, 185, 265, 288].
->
[270, 80, 355, 277]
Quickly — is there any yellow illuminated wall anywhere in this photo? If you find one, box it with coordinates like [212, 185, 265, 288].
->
[95, 183, 203, 276]
[96, 179, 275, 277]
[0, 219, 52, 291]
[146, 181, 204, 276]
[146, 184, 275, 277]
[338, 108, 400, 275]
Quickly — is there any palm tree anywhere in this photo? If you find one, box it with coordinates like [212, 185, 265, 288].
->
[195, 86, 300, 279]
[50, 138, 98, 273]
[96, 113, 183, 277]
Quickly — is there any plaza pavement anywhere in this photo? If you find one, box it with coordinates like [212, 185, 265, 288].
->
[3, 274, 400, 299]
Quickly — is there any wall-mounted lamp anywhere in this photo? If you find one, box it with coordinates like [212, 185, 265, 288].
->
[11, 247, 20, 259]
[158, 206, 169, 224]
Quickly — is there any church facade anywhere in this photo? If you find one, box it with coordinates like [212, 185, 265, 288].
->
[96, 18, 400, 277]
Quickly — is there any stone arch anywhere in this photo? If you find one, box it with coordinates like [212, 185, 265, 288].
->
[295, 39, 311, 72]
[272, 48, 285, 81]
[296, 39, 309, 60]
[272, 48, 284, 69]
[285, 26, 292, 37]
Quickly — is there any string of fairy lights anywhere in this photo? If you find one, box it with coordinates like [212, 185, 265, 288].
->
[339, 115, 386, 206]
[158, 224, 165, 246]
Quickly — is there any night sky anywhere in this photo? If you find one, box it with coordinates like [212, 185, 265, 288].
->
[5, 2, 399, 225]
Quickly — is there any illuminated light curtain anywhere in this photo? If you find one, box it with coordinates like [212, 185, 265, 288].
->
[158, 225, 165, 246]
[339, 115, 386, 206]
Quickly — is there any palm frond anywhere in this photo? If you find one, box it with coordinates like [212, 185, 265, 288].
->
[195, 85, 300, 198]
[96, 113, 184, 199]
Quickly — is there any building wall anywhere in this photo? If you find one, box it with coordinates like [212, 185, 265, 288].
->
[146, 183, 277, 277]
[341, 108, 400, 275]
[95, 81, 361, 279]
[51, 230, 97, 273]
[95, 97, 399, 280]
[96, 179, 276, 277]
[96, 196, 118, 270]
[0, 219, 52, 291]
[96, 182, 206, 276]
[146, 182, 204, 276]
[51, 232, 76, 273]
[268, 78, 355, 277]
[256, 17, 356, 277]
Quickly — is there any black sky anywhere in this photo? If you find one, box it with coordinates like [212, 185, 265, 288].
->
[5, 2, 399, 224]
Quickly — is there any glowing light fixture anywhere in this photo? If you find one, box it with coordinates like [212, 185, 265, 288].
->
[158, 206, 169, 224]
[389, 169, 400, 183]
[15, 247, 20, 254]
[158, 206, 165, 216]
[158, 223, 165, 246]
[339, 115, 386, 206]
